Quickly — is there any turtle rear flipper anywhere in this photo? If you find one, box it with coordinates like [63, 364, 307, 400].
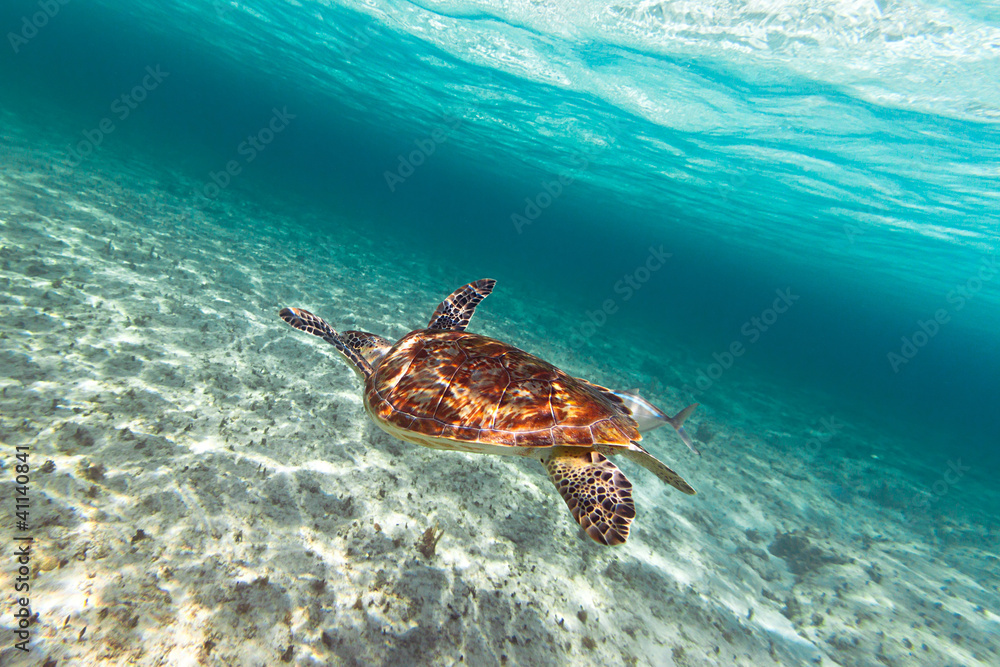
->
[427, 278, 496, 331]
[279, 307, 373, 379]
[621, 443, 696, 495]
[540, 447, 636, 546]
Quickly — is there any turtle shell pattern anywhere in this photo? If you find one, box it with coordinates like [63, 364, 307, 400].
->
[366, 329, 641, 449]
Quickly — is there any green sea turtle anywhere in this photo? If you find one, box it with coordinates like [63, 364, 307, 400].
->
[279, 279, 697, 545]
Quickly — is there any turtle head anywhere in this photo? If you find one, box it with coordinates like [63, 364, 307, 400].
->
[342, 330, 394, 368]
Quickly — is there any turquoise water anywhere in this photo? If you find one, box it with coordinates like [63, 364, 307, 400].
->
[6, 0, 997, 452]
[1, 0, 999, 665]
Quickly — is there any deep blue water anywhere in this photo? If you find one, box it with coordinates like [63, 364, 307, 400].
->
[2, 0, 998, 468]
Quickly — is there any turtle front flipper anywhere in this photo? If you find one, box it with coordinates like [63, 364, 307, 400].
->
[279, 307, 373, 380]
[342, 330, 393, 366]
[540, 447, 636, 546]
[427, 279, 496, 331]
[620, 443, 696, 495]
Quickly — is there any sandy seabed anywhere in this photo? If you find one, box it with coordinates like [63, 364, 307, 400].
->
[1, 120, 999, 666]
